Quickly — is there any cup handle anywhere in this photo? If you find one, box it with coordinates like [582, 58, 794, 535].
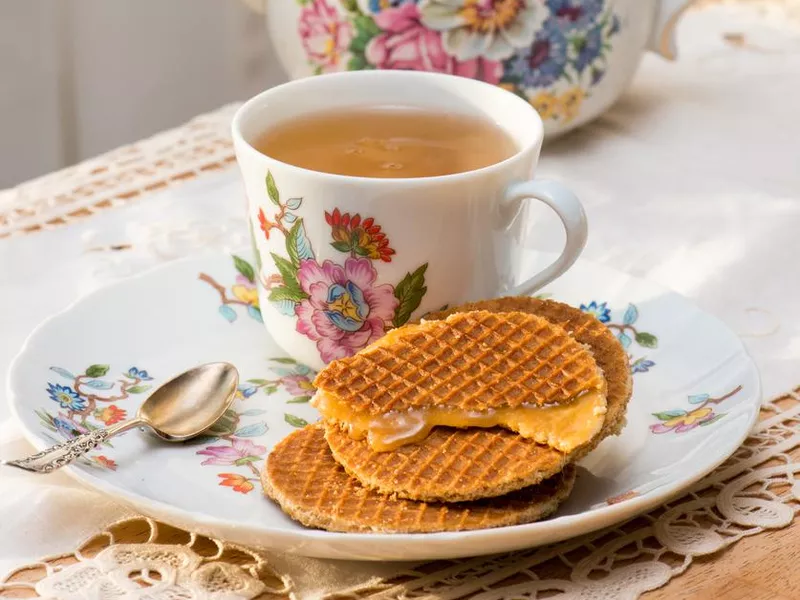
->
[503, 180, 588, 297]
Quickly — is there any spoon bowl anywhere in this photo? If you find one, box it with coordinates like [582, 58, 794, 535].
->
[139, 362, 239, 441]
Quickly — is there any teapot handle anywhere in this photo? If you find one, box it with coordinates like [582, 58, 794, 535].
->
[647, 0, 697, 60]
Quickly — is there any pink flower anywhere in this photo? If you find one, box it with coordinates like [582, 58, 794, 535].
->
[365, 4, 502, 83]
[283, 374, 315, 397]
[299, 0, 353, 72]
[296, 258, 398, 363]
[197, 438, 267, 466]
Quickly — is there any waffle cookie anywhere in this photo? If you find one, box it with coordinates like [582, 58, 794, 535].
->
[263, 424, 577, 534]
[325, 425, 569, 502]
[426, 298, 633, 441]
[325, 299, 631, 502]
[313, 310, 607, 454]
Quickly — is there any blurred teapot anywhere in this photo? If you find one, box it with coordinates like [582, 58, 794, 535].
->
[244, 0, 694, 137]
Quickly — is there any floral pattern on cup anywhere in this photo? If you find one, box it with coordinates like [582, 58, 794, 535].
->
[255, 171, 428, 363]
[579, 301, 658, 375]
[650, 385, 744, 435]
[196, 357, 317, 495]
[35, 364, 156, 471]
[296, 0, 621, 124]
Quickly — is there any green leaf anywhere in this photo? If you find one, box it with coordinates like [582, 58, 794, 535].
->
[232, 255, 255, 283]
[392, 263, 428, 327]
[248, 220, 263, 273]
[348, 55, 367, 71]
[353, 13, 380, 38]
[350, 32, 371, 54]
[284, 413, 309, 428]
[635, 332, 658, 348]
[270, 253, 302, 293]
[234, 456, 262, 466]
[127, 385, 151, 394]
[285, 219, 315, 266]
[652, 410, 686, 421]
[354, 246, 370, 257]
[266, 171, 280, 206]
[270, 357, 297, 364]
[85, 364, 109, 378]
[264, 386, 279, 395]
[287, 395, 312, 404]
[268, 286, 306, 303]
[36, 409, 57, 432]
[247, 379, 270, 385]
[331, 240, 352, 253]
[348, 13, 380, 69]
[340, 0, 358, 11]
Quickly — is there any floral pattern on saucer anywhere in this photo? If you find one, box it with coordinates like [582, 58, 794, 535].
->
[650, 385, 744, 435]
[36, 364, 156, 471]
[199, 256, 263, 324]
[579, 301, 658, 375]
[196, 357, 317, 495]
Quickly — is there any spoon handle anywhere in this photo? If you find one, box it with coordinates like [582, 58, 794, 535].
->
[2, 419, 142, 474]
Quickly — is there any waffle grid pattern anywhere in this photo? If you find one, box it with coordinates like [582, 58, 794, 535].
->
[427, 298, 633, 444]
[326, 425, 567, 502]
[264, 425, 576, 533]
[315, 311, 604, 415]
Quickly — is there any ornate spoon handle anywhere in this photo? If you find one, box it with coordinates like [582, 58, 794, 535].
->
[2, 420, 142, 473]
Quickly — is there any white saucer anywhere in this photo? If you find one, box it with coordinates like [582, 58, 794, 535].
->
[7, 251, 760, 561]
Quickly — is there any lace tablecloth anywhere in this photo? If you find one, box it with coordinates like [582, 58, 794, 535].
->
[2, 2, 800, 598]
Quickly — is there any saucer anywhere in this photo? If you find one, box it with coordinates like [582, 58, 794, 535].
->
[7, 251, 761, 561]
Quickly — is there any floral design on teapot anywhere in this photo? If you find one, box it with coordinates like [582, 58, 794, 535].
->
[296, 0, 621, 125]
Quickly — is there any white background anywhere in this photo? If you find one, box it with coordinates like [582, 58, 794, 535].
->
[0, 0, 286, 187]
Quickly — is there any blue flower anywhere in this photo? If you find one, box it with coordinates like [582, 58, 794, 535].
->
[546, 0, 604, 32]
[325, 281, 370, 333]
[127, 367, 153, 381]
[573, 24, 604, 72]
[580, 301, 611, 323]
[238, 385, 258, 399]
[503, 19, 568, 88]
[46, 383, 86, 411]
[631, 358, 656, 374]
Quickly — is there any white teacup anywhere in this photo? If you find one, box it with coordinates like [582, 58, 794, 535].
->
[232, 71, 587, 370]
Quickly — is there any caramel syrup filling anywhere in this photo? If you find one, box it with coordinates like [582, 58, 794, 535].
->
[313, 386, 607, 453]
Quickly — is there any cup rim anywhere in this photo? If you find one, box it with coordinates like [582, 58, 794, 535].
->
[231, 70, 543, 185]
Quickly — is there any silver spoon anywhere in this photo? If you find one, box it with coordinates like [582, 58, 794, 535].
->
[2, 362, 239, 474]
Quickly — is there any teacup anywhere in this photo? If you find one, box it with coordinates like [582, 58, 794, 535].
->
[232, 70, 587, 370]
